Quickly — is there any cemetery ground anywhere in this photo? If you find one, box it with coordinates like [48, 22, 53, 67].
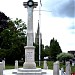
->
[5, 61, 75, 73]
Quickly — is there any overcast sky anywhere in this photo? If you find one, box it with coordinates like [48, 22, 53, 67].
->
[0, 0, 75, 52]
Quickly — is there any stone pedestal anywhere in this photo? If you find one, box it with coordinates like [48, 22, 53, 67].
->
[17, 68, 46, 75]
[12, 68, 46, 75]
[23, 46, 36, 69]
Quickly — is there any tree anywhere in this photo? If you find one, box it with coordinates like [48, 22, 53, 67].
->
[0, 11, 9, 48]
[57, 52, 74, 64]
[34, 43, 45, 61]
[44, 45, 50, 56]
[50, 38, 62, 61]
[0, 11, 9, 32]
[0, 18, 27, 64]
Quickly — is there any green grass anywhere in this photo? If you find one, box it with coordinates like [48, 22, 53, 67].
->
[5, 64, 14, 69]
[5, 64, 22, 69]
[5, 61, 75, 73]
[71, 65, 75, 73]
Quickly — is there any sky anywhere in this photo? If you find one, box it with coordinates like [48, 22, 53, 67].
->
[0, 0, 75, 52]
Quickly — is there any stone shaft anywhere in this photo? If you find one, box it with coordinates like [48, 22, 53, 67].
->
[27, 7, 33, 46]
[23, 0, 38, 69]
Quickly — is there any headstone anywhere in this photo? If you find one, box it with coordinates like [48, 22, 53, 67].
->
[66, 61, 71, 75]
[0, 62, 3, 75]
[2, 60, 5, 69]
[53, 61, 59, 75]
[15, 60, 18, 69]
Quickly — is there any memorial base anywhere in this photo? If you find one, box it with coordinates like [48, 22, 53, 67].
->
[24, 46, 36, 69]
[23, 62, 36, 69]
[13, 68, 46, 75]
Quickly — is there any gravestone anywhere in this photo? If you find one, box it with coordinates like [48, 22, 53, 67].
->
[15, 60, 18, 69]
[0, 62, 3, 75]
[66, 61, 71, 75]
[53, 61, 59, 75]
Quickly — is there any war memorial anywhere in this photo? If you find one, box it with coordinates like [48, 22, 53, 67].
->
[0, 0, 74, 75]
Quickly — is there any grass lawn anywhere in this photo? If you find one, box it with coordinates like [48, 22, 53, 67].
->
[5, 61, 75, 73]
[5, 64, 22, 69]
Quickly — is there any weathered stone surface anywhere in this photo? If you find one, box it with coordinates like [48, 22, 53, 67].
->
[43, 60, 48, 69]
[53, 61, 59, 75]
[61, 67, 64, 75]
[23, 0, 38, 69]
[2, 60, 5, 69]
[66, 61, 71, 75]
[15, 60, 18, 69]
[0, 62, 3, 75]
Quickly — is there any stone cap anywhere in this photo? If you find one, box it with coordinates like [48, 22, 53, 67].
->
[23, 2, 38, 8]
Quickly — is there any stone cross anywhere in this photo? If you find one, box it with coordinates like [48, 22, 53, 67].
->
[23, 0, 38, 69]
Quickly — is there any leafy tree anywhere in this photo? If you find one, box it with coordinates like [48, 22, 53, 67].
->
[57, 52, 74, 63]
[44, 45, 50, 56]
[34, 43, 45, 61]
[0, 11, 9, 32]
[0, 18, 27, 64]
[0, 11, 9, 48]
[50, 38, 62, 61]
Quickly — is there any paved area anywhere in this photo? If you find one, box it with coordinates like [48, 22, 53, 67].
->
[3, 69, 61, 75]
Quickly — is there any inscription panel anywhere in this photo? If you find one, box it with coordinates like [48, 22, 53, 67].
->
[25, 49, 34, 62]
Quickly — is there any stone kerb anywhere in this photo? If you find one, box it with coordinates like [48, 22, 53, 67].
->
[53, 61, 59, 75]
[0, 62, 3, 75]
